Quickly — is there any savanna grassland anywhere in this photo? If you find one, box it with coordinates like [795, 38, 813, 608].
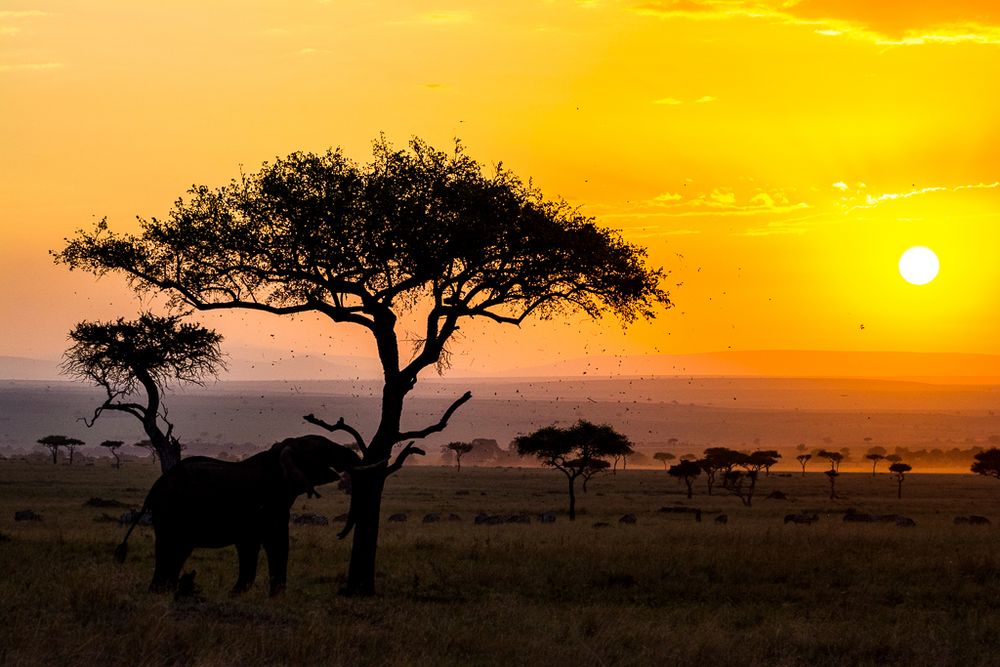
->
[3, 460, 1000, 667]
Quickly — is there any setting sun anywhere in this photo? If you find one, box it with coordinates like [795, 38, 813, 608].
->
[899, 246, 940, 285]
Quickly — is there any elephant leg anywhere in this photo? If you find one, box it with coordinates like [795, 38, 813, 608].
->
[230, 541, 261, 596]
[262, 523, 289, 596]
[150, 538, 192, 593]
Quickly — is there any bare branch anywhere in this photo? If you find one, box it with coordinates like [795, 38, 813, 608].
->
[303, 414, 368, 453]
[386, 441, 426, 476]
[397, 391, 472, 441]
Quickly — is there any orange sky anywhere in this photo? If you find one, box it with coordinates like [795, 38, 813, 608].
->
[2, 1, 999, 376]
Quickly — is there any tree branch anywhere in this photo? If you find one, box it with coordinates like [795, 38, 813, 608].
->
[386, 441, 425, 476]
[302, 414, 368, 453]
[397, 391, 472, 441]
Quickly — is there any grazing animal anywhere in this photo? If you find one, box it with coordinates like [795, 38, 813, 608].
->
[114, 434, 363, 596]
[388, 513, 408, 523]
[619, 513, 637, 524]
[715, 514, 728, 524]
[422, 513, 441, 523]
[784, 513, 819, 525]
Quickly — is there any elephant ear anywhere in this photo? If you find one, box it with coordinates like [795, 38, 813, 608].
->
[279, 445, 321, 499]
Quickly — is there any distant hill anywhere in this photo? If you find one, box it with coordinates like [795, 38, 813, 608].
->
[499, 350, 1000, 384]
[4, 350, 1000, 383]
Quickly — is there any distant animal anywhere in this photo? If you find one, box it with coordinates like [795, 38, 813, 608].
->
[422, 513, 441, 523]
[14, 509, 41, 522]
[388, 513, 408, 523]
[291, 512, 329, 526]
[715, 514, 728, 524]
[969, 515, 991, 525]
[619, 513, 637, 524]
[784, 513, 819, 525]
[114, 434, 363, 596]
[895, 516, 916, 528]
[537, 512, 557, 524]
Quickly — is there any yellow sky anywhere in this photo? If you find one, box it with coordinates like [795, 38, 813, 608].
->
[2, 0, 999, 374]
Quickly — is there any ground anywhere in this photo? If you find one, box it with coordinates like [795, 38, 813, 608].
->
[2, 460, 1000, 666]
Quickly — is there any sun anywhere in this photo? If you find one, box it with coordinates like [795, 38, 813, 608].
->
[898, 246, 939, 285]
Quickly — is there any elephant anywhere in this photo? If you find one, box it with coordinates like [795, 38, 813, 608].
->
[114, 434, 364, 596]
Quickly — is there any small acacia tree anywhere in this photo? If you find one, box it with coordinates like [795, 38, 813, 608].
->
[61, 314, 224, 472]
[37, 435, 82, 465]
[866, 450, 887, 477]
[653, 451, 676, 470]
[889, 462, 911, 499]
[825, 469, 839, 500]
[972, 448, 1000, 479]
[443, 441, 474, 472]
[514, 420, 632, 520]
[55, 137, 670, 596]
[99, 440, 125, 469]
[796, 453, 812, 476]
[817, 449, 843, 472]
[668, 459, 701, 498]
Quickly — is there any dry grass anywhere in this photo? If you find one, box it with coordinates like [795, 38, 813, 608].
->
[3, 460, 1000, 666]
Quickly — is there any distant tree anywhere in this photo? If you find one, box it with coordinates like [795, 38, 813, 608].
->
[889, 462, 912, 499]
[796, 453, 812, 477]
[751, 449, 781, 477]
[817, 449, 843, 472]
[825, 469, 839, 500]
[443, 441, 474, 472]
[972, 448, 1000, 479]
[885, 454, 902, 464]
[653, 451, 676, 470]
[514, 420, 632, 520]
[724, 468, 759, 507]
[668, 460, 701, 498]
[133, 440, 158, 464]
[99, 440, 125, 469]
[796, 442, 807, 452]
[62, 313, 224, 472]
[865, 451, 886, 477]
[37, 435, 82, 465]
[611, 446, 635, 474]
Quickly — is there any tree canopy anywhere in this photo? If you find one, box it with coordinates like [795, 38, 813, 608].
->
[971, 448, 1000, 479]
[514, 420, 633, 519]
[61, 313, 224, 471]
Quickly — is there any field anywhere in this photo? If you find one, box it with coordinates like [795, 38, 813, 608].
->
[3, 460, 1000, 666]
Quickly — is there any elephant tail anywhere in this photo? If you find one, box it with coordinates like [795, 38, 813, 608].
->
[114, 495, 151, 564]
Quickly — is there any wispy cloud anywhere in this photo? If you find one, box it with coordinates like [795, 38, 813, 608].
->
[632, 1, 1000, 46]
[694, 95, 716, 103]
[653, 97, 683, 105]
[844, 181, 1000, 210]
[0, 10, 48, 19]
[417, 10, 474, 25]
[0, 62, 63, 72]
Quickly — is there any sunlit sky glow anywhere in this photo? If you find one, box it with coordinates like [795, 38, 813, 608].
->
[2, 1, 999, 376]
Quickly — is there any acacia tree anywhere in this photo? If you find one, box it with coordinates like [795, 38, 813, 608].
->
[99, 440, 125, 469]
[668, 459, 701, 499]
[817, 449, 843, 472]
[796, 453, 812, 477]
[889, 462, 911, 499]
[443, 441, 474, 472]
[133, 440, 158, 464]
[972, 448, 1000, 479]
[653, 451, 676, 470]
[865, 450, 887, 477]
[825, 469, 839, 500]
[55, 138, 670, 596]
[37, 435, 82, 465]
[61, 314, 224, 473]
[514, 421, 633, 520]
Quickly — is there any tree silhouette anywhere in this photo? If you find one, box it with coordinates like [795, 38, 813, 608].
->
[443, 441, 474, 472]
[865, 450, 887, 477]
[514, 421, 632, 520]
[889, 462, 911, 499]
[37, 435, 82, 465]
[972, 448, 1000, 479]
[817, 449, 843, 472]
[653, 451, 676, 470]
[796, 453, 812, 477]
[668, 460, 701, 498]
[61, 314, 223, 472]
[133, 440, 158, 464]
[825, 469, 839, 499]
[99, 440, 125, 469]
[56, 137, 670, 596]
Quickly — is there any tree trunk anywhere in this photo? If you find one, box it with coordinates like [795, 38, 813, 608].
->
[685, 479, 693, 499]
[149, 429, 181, 473]
[897, 479, 903, 499]
[343, 470, 387, 596]
[112, 452, 120, 469]
[567, 475, 577, 520]
[456, 456, 461, 473]
[800, 464, 806, 477]
[50, 448, 58, 465]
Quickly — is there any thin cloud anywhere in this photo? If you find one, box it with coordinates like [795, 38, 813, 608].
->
[0, 62, 63, 72]
[653, 97, 683, 105]
[417, 10, 474, 25]
[846, 181, 1000, 210]
[695, 95, 716, 103]
[0, 10, 48, 19]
